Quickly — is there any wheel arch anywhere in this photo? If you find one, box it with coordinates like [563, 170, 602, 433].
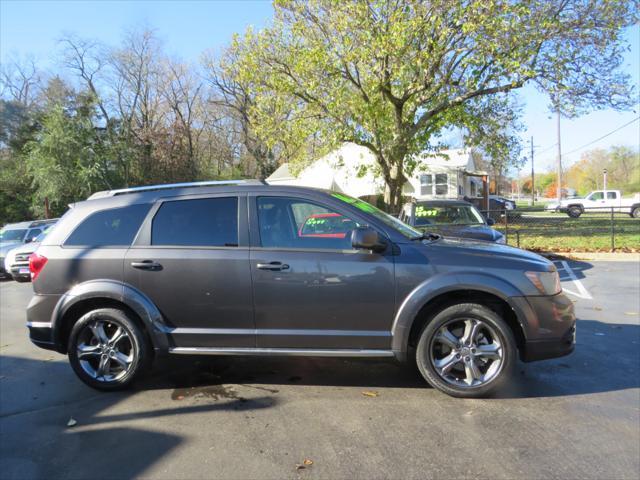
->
[391, 274, 533, 361]
[51, 279, 170, 354]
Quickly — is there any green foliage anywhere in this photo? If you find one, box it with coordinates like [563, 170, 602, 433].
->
[565, 146, 640, 196]
[230, 0, 636, 208]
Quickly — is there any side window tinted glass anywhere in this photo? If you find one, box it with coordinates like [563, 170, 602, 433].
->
[65, 204, 151, 247]
[257, 197, 359, 250]
[152, 197, 238, 247]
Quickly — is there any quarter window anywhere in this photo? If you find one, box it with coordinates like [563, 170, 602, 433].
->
[257, 197, 359, 250]
[65, 204, 151, 247]
[152, 197, 238, 247]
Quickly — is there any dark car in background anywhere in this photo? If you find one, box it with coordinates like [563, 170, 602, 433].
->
[399, 200, 505, 244]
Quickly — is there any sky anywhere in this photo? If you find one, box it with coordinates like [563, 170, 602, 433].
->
[1, 0, 639, 175]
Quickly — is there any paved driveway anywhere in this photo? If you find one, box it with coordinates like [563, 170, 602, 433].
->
[1, 260, 638, 479]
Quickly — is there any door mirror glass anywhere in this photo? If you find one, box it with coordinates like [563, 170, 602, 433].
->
[351, 226, 386, 252]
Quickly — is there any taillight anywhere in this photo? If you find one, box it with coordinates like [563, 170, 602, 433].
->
[29, 253, 48, 281]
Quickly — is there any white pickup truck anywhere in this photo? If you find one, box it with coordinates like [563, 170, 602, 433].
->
[546, 190, 640, 218]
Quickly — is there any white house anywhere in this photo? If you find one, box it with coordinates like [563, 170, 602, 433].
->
[403, 149, 485, 200]
[267, 142, 487, 202]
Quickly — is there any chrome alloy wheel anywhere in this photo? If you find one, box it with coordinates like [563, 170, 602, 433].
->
[76, 319, 135, 382]
[429, 318, 504, 388]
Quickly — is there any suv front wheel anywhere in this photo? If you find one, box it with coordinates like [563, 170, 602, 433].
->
[68, 308, 149, 391]
[415, 303, 516, 398]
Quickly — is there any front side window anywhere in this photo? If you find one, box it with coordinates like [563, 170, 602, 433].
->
[435, 174, 448, 195]
[589, 192, 604, 201]
[331, 192, 421, 239]
[152, 197, 238, 247]
[258, 197, 359, 250]
[65, 204, 151, 247]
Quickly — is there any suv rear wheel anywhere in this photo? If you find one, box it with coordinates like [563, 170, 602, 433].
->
[415, 303, 516, 398]
[67, 308, 149, 391]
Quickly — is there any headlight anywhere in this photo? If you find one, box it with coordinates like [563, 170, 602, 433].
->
[495, 235, 506, 244]
[525, 271, 561, 295]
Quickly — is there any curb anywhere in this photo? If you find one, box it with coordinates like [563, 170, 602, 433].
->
[540, 252, 640, 262]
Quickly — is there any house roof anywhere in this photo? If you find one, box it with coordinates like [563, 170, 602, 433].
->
[267, 163, 295, 182]
[416, 149, 472, 168]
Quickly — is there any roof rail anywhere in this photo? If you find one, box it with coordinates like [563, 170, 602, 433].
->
[87, 179, 265, 200]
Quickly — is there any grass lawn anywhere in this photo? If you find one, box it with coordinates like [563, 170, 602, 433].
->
[492, 212, 640, 252]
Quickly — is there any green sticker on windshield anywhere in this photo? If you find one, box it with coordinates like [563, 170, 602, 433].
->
[331, 192, 377, 213]
[415, 206, 438, 217]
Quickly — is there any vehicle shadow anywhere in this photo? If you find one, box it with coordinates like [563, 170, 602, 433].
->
[0, 354, 278, 480]
[537, 257, 593, 280]
[136, 319, 638, 400]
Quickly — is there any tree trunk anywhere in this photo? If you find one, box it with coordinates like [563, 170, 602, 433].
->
[382, 160, 406, 214]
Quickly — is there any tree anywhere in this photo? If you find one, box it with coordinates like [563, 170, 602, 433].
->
[230, 0, 637, 210]
[203, 48, 281, 179]
[25, 79, 112, 217]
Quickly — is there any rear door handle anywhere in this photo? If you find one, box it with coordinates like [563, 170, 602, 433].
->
[131, 260, 162, 271]
[257, 262, 290, 271]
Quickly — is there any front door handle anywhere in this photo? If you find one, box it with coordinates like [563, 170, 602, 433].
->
[257, 262, 290, 271]
[131, 260, 162, 271]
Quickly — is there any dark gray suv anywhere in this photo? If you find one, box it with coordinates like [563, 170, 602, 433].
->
[26, 180, 575, 398]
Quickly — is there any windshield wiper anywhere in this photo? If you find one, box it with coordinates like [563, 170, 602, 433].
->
[410, 232, 441, 242]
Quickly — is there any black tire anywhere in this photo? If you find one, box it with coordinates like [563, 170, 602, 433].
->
[631, 207, 640, 219]
[567, 206, 582, 218]
[67, 308, 150, 391]
[415, 303, 517, 398]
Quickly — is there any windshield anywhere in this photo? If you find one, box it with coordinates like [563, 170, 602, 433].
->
[331, 192, 422, 239]
[414, 203, 485, 226]
[0, 228, 27, 242]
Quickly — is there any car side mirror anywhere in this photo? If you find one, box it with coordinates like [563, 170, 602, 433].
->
[351, 226, 387, 253]
[486, 218, 495, 226]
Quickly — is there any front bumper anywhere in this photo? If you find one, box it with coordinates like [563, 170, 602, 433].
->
[514, 292, 576, 362]
[10, 262, 31, 280]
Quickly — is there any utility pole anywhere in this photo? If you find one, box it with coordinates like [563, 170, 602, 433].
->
[603, 168, 608, 192]
[530, 136, 535, 206]
[556, 110, 562, 205]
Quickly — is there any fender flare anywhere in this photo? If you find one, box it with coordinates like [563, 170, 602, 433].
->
[390, 272, 536, 360]
[566, 203, 584, 210]
[51, 279, 171, 353]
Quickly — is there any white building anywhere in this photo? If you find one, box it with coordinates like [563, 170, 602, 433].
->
[267, 143, 487, 201]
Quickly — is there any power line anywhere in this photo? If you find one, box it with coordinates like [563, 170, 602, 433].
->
[563, 116, 640, 156]
[534, 143, 556, 155]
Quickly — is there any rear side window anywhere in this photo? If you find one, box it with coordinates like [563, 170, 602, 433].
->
[151, 197, 238, 247]
[65, 204, 151, 247]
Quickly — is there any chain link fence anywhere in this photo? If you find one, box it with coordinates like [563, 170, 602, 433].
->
[481, 207, 640, 252]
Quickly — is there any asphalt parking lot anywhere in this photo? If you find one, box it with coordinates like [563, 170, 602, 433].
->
[1, 260, 639, 479]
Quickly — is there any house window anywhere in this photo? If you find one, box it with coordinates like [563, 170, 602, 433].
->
[435, 174, 448, 195]
[420, 174, 433, 195]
